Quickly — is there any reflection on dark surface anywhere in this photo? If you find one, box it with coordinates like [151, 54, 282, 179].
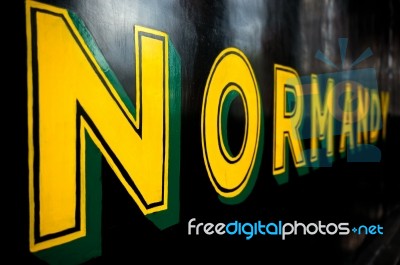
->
[296, 0, 350, 74]
[17, 0, 400, 264]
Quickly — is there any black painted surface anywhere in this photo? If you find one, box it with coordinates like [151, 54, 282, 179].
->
[12, 0, 400, 264]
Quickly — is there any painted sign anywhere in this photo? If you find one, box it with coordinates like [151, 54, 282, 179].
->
[18, 0, 400, 264]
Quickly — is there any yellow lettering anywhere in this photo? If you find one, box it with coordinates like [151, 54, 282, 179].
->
[339, 82, 355, 153]
[273, 65, 305, 179]
[380, 91, 390, 140]
[310, 75, 334, 162]
[27, 1, 180, 255]
[201, 48, 263, 200]
[370, 89, 381, 143]
[357, 86, 370, 145]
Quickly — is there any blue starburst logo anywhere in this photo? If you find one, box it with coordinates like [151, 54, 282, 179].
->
[315, 38, 373, 70]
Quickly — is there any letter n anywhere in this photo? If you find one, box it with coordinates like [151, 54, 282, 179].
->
[26, 1, 181, 263]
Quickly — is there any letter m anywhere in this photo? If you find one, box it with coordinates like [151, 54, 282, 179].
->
[26, 1, 181, 264]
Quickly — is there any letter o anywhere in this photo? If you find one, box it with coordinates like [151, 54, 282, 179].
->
[201, 48, 263, 199]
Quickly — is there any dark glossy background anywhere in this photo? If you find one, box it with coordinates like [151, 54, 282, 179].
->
[12, 0, 400, 264]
